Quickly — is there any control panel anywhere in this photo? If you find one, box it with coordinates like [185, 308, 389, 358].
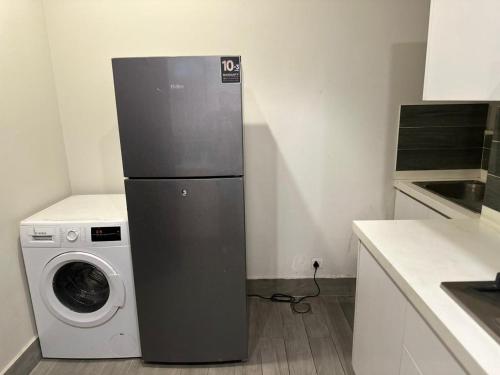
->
[20, 222, 129, 248]
[91, 226, 121, 242]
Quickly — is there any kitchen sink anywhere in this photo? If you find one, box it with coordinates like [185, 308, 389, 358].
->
[413, 180, 485, 213]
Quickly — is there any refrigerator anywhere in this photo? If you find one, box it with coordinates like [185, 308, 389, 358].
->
[111, 56, 247, 363]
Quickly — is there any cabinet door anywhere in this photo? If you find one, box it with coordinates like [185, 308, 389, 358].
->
[403, 304, 466, 375]
[353, 242, 466, 375]
[424, 0, 500, 100]
[352, 244, 407, 375]
[394, 190, 446, 220]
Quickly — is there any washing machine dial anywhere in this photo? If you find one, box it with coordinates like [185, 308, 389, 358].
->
[66, 229, 79, 242]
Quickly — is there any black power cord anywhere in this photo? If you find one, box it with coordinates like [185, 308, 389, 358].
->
[248, 261, 321, 314]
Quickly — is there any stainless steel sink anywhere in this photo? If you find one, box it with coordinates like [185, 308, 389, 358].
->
[413, 180, 485, 213]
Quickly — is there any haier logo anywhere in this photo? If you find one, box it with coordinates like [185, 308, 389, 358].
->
[170, 83, 184, 89]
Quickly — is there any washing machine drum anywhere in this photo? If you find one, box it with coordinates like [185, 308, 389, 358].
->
[53, 262, 110, 313]
[41, 252, 125, 328]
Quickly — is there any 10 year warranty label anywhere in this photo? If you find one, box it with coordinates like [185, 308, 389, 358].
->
[220, 57, 240, 83]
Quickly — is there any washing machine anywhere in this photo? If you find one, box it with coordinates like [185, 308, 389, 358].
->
[20, 194, 141, 358]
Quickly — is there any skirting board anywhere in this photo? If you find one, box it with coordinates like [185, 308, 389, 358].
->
[2, 337, 41, 375]
[247, 277, 356, 297]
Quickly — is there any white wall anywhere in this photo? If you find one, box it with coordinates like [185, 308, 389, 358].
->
[43, 0, 430, 278]
[0, 1, 71, 372]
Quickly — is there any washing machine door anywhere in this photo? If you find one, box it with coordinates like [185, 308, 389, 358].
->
[40, 252, 125, 328]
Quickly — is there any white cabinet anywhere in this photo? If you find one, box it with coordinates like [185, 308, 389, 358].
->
[423, 0, 500, 100]
[353, 243, 466, 375]
[352, 244, 407, 375]
[394, 190, 446, 220]
[403, 304, 466, 375]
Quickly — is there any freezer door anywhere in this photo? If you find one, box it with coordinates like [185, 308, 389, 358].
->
[125, 178, 247, 362]
[112, 56, 243, 178]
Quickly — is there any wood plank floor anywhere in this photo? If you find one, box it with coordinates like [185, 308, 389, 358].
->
[30, 296, 355, 375]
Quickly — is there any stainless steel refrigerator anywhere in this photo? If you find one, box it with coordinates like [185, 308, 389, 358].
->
[111, 56, 247, 363]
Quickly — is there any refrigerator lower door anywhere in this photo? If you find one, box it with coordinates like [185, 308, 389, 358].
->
[125, 177, 247, 363]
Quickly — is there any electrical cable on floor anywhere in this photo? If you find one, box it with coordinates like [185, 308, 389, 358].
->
[247, 262, 321, 314]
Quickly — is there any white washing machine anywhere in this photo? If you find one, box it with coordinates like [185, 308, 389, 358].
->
[20, 194, 141, 358]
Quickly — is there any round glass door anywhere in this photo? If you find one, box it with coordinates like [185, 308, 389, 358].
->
[41, 252, 125, 328]
[53, 261, 110, 313]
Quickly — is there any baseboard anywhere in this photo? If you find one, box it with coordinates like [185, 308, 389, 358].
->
[246, 277, 356, 297]
[2, 337, 41, 375]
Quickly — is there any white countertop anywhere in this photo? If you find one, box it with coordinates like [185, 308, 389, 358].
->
[21, 194, 127, 224]
[353, 219, 500, 375]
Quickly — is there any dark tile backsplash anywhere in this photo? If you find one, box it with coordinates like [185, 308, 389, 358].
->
[484, 107, 500, 213]
[396, 149, 483, 171]
[484, 133, 493, 149]
[482, 148, 491, 171]
[493, 108, 500, 141]
[488, 142, 499, 175]
[398, 127, 484, 150]
[400, 104, 489, 128]
[484, 174, 500, 212]
[396, 104, 489, 171]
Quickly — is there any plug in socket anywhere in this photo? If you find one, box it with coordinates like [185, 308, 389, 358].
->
[311, 258, 322, 269]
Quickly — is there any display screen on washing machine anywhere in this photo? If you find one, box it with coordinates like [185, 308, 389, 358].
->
[91, 226, 121, 242]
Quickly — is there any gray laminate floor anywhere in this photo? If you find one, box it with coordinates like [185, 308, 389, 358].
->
[30, 287, 355, 375]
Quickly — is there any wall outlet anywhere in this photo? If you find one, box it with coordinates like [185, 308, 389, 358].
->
[311, 258, 322, 269]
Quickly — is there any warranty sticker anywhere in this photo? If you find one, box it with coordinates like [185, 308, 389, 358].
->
[220, 56, 241, 83]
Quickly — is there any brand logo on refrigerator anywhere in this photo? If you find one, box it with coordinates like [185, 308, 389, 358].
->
[170, 83, 184, 89]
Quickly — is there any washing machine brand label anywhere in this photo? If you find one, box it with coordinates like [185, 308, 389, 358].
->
[221, 57, 240, 83]
[33, 226, 55, 236]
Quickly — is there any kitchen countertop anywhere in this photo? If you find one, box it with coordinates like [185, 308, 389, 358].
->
[353, 218, 500, 375]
